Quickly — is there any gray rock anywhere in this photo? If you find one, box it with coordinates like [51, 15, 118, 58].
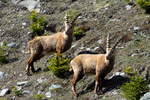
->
[0, 88, 10, 96]
[7, 42, 16, 48]
[45, 91, 52, 98]
[0, 71, 5, 79]
[49, 84, 62, 90]
[17, 81, 30, 87]
[125, 5, 132, 10]
[133, 26, 140, 31]
[37, 78, 47, 84]
[12, 0, 41, 12]
[140, 92, 150, 100]
[22, 90, 31, 94]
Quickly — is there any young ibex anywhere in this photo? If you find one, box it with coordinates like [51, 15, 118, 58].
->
[70, 34, 124, 96]
[26, 13, 80, 75]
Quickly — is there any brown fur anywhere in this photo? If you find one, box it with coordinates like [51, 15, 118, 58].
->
[70, 34, 124, 96]
[26, 14, 80, 75]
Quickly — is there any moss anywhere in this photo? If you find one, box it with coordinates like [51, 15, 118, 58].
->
[121, 75, 149, 100]
[48, 55, 71, 78]
[136, 0, 150, 13]
[29, 11, 48, 37]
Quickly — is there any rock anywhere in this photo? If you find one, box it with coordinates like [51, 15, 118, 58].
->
[37, 78, 47, 84]
[0, 71, 5, 79]
[22, 90, 31, 94]
[49, 84, 62, 90]
[16, 86, 22, 90]
[140, 92, 150, 100]
[133, 26, 140, 31]
[45, 92, 52, 98]
[97, 39, 103, 44]
[109, 72, 127, 79]
[22, 22, 27, 26]
[0, 42, 5, 47]
[12, 0, 41, 12]
[7, 42, 16, 48]
[125, 5, 132, 10]
[0, 88, 10, 96]
[17, 81, 30, 87]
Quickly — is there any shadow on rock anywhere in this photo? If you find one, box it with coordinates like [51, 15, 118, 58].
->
[78, 75, 129, 96]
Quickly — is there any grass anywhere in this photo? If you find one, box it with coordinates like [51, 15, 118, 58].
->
[0, 46, 8, 64]
[33, 94, 46, 100]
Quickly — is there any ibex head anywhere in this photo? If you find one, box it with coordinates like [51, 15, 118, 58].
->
[64, 13, 81, 34]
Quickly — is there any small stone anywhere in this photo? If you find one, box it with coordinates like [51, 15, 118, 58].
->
[22, 90, 31, 94]
[125, 5, 132, 10]
[97, 39, 103, 44]
[22, 22, 27, 26]
[7, 42, 16, 48]
[93, 47, 99, 51]
[133, 26, 140, 31]
[37, 78, 47, 84]
[17, 81, 30, 87]
[0, 71, 5, 79]
[140, 92, 150, 100]
[16, 86, 22, 90]
[49, 84, 62, 90]
[86, 48, 91, 51]
[45, 92, 52, 98]
[0, 88, 10, 96]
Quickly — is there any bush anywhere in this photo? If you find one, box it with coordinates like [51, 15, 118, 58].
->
[48, 55, 71, 78]
[121, 76, 149, 100]
[73, 26, 85, 40]
[136, 0, 150, 13]
[0, 47, 7, 64]
[29, 11, 48, 37]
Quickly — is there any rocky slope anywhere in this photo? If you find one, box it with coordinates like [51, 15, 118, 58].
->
[0, 0, 150, 100]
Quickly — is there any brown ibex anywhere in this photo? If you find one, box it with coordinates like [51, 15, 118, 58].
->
[70, 34, 124, 96]
[26, 13, 80, 75]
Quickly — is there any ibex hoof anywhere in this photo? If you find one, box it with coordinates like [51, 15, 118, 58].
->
[97, 90, 103, 95]
[26, 72, 32, 76]
[73, 92, 78, 97]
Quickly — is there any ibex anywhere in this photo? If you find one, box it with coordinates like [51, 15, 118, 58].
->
[70, 34, 124, 96]
[26, 13, 80, 75]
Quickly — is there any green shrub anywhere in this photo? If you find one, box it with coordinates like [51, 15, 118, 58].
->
[12, 87, 23, 96]
[33, 94, 46, 100]
[0, 47, 7, 64]
[121, 76, 149, 100]
[136, 0, 150, 13]
[73, 26, 85, 40]
[48, 55, 71, 78]
[29, 11, 48, 37]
